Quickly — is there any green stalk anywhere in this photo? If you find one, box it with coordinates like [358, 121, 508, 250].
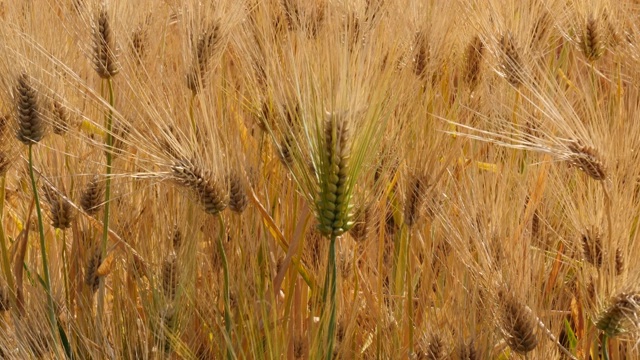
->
[320, 235, 338, 360]
[28, 144, 58, 339]
[601, 334, 609, 360]
[0, 176, 16, 309]
[217, 214, 234, 360]
[98, 78, 114, 323]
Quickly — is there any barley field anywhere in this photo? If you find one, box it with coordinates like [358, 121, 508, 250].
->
[0, 0, 638, 359]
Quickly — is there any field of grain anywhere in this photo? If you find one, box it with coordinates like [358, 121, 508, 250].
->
[0, 0, 638, 359]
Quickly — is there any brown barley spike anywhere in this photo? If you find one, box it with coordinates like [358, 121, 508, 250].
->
[228, 172, 248, 213]
[171, 159, 228, 215]
[500, 32, 524, 87]
[498, 290, 538, 354]
[567, 140, 607, 181]
[162, 253, 178, 301]
[93, 8, 119, 79]
[15, 73, 44, 145]
[581, 226, 603, 267]
[80, 176, 104, 215]
[425, 334, 445, 360]
[404, 174, 426, 227]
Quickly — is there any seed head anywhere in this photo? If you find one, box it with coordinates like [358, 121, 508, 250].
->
[51, 99, 70, 135]
[93, 8, 119, 79]
[424, 333, 445, 360]
[162, 252, 178, 301]
[567, 140, 607, 181]
[581, 14, 604, 62]
[228, 172, 248, 213]
[596, 292, 640, 337]
[316, 113, 354, 237]
[581, 225, 603, 267]
[500, 32, 524, 87]
[497, 290, 538, 354]
[80, 176, 104, 215]
[85, 247, 102, 293]
[463, 35, 484, 91]
[15, 73, 45, 145]
[171, 159, 228, 215]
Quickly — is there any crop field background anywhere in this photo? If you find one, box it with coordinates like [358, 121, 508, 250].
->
[0, 0, 638, 359]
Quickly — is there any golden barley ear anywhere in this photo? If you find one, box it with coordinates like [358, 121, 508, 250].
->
[162, 252, 178, 301]
[596, 292, 640, 337]
[171, 158, 228, 215]
[615, 248, 624, 275]
[566, 139, 607, 181]
[0, 152, 9, 175]
[424, 333, 445, 360]
[131, 26, 148, 61]
[413, 30, 430, 79]
[186, 23, 222, 93]
[93, 7, 119, 79]
[80, 175, 104, 215]
[15, 73, 45, 145]
[581, 14, 604, 62]
[463, 35, 484, 91]
[531, 10, 552, 48]
[51, 98, 70, 135]
[349, 204, 372, 242]
[497, 290, 538, 354]
[404, 173, 427, 227]
[458, 338, 478, 360]
[171, 225, 182, 251]
[581, 225, 603, 268]
[500, 31, 524, 87]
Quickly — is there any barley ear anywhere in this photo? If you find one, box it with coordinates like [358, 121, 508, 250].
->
[567, 140, 607, 181]
[498, 290, 538, 354]
[15, 73, 44, 145]
[93, 7, 119, 79]
[500, 31, 524, 87]
[596, 292, 640, 337]
[316, 113, 354, 237]
[582, 14, 604, 62]
[171, 159, 228, 215]
[463, 35, 484, 91]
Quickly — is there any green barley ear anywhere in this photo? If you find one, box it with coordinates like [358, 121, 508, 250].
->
[15, 73, 44, 145]
[93, 7, 119, 79]
[596, 292, 640, 337]
[316, 112, 354, 237]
